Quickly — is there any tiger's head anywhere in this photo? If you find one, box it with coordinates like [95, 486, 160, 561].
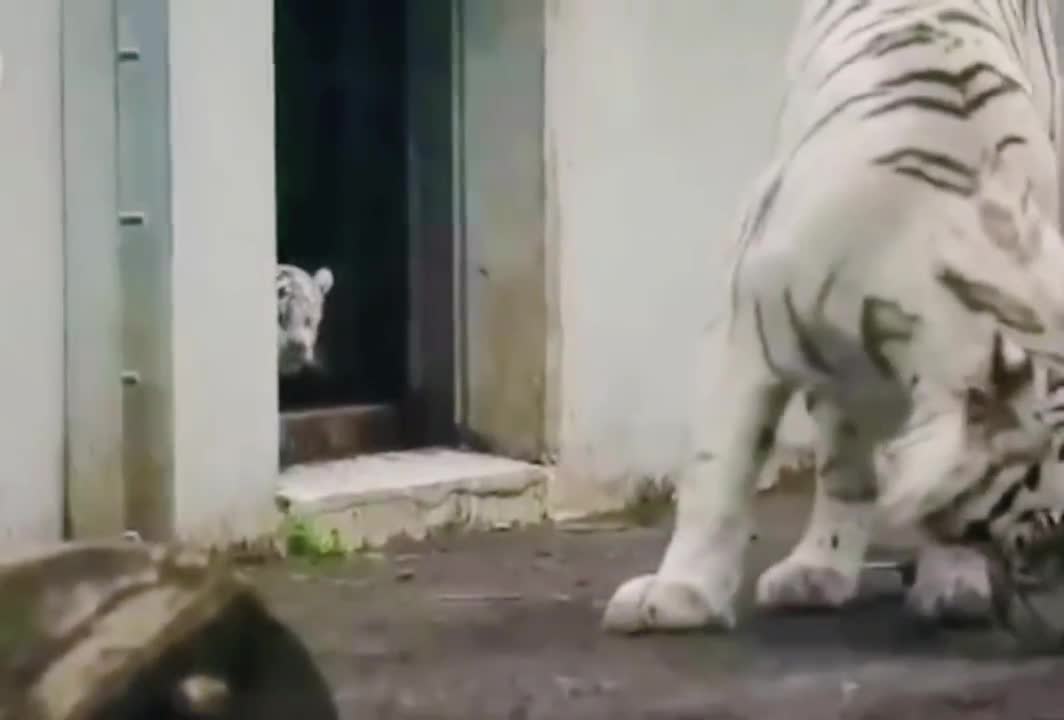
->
[926, 336, 1064, 640]
[277, 264, 334, 377]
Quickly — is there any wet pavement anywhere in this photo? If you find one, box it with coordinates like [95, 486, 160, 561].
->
[249, 488, 1064, 719]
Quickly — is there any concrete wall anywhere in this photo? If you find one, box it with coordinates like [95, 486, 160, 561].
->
[0, 0, 66, 541]
[64, 0, 125, 540]
[1055, 5, 1064, 220]
[545, 0, 802, 516]
[167, 0, 279, 542]
[460, 0, 549, 461]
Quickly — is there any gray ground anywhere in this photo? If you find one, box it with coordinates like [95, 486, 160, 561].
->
[249, 488, 1064, 719]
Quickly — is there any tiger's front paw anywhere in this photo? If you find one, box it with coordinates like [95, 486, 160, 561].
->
[602, 574, 736, 634]
[755, 558, 859, 610]
[906, 545, 992, 625]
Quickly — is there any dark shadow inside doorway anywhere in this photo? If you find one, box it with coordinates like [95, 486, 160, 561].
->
[274, 0, 409, 413]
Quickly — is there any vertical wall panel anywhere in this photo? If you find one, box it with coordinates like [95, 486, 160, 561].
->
[0, 0, 65, 541]
[115, 0, 175, 539]
[62, 0, 125, 538]
[459, 0, 548, 461]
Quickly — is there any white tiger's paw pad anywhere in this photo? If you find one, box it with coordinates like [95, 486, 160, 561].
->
[755, 560, 859, 610]
[601, 574, 734, 633]
[906, 547, 992, 624]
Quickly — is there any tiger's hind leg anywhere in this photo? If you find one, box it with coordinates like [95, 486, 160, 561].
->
[602, 304, 790, 633]
[756, 393, 878, 610]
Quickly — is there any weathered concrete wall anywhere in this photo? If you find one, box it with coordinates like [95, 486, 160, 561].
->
[168, 0, 279, 542]
[459, 0, 549, 461]
[545, 0, 802, 516]
[64, 0, 125, 539]
[0, 0, 65, 540]
[1055, 4, 1064, 222]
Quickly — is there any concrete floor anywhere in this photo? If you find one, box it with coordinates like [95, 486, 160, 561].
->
[248, 488, 1064, 719]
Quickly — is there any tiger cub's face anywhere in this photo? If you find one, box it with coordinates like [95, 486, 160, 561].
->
[932, 337, 1064, 597]
[277, 264, 334, 377]
[977, 363, 1064, 593]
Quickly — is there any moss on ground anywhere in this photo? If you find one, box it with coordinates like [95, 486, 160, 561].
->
[281, 516, 351, 561]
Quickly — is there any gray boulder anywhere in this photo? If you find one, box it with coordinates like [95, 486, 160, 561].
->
[0, 541, 337, 720]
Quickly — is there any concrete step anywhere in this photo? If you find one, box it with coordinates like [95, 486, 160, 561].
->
[275, 447, 551, 549]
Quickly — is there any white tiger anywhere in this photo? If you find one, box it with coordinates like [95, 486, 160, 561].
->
[277, 263, 334, 377]
[604, 0, 1064, 635]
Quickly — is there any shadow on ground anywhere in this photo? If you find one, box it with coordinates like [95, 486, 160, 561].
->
[250, 490, 1064, 719]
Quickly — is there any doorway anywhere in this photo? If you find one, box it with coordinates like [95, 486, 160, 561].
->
[274, 0, 458, 466]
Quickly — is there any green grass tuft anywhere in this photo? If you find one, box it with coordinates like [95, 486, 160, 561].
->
[281, 517, 351, 561]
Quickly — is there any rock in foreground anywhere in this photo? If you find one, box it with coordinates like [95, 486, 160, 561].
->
[0, 541, 337, 720]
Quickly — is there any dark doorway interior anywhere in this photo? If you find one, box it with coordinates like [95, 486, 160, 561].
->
[274, 0, 409, 413]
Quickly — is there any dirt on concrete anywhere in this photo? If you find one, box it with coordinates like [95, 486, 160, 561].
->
[248, 489, 1064, 719]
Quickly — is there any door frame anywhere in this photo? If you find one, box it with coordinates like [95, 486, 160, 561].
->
[60, 0, 126, 539]
[279, 0, 552, 467]
[60, 0, 555, 529]
[403, 0, 462, 449]
[62, 0, 178, 540]
[276, 0, 462, 466]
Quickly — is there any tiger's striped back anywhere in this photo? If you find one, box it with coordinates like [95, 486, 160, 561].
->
[731, 2, 1063, 331]
[755, 0, 1064, 448]
[774, 1, 1061, 221]
[784, 1, 1060, 144]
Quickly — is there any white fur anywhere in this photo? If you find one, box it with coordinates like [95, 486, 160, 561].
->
[755, 495, 872, 610]
[312, 267, 334, 296]
[906, 544, 992, 622]
[756, 333, 1055, 621]
[756, 396, 817, 492]
[603, 318, 787, 632]
[277, 263, 334, 377]
[758, 394, 874, 609]
[603, 1, 1064, 634]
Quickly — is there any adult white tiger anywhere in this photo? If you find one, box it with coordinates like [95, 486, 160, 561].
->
[604, 0, 1064, 635]
[277, 263, 334, 377]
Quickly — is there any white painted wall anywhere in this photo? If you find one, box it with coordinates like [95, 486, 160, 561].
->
[0, 0, 65, 540]
[168, 1, 280, 542]
[545, 1, 804, 516]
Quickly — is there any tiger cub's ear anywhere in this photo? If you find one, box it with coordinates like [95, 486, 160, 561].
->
[990, 331, 1034, 398]
[313, 267, 334, 296]
[277, 276, 292, 301]
[1045, 365, 1064, 393]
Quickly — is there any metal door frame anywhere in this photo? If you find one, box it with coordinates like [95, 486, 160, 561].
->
[278, 0, 463, 466]
[62, 0, 177, 539]
[280, 0, 552, 467]
[60, 0, 126, 538]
